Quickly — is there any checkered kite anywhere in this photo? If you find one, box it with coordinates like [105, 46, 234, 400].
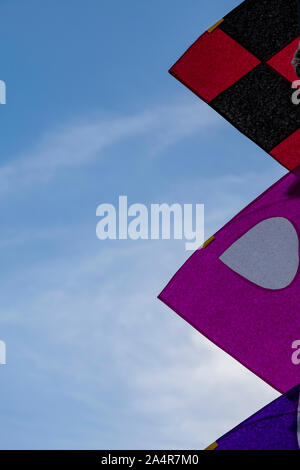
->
[170, 0, 300, 171]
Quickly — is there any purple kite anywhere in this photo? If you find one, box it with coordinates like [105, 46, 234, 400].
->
[206, 384, 300, 450]
[159, 172, 300, 393]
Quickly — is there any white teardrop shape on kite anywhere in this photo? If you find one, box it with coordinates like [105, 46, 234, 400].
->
[219, 217, 299, 290]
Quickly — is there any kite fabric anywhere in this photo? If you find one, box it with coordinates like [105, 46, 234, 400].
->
[169, 0, 300, 171]
[205, 384, 300, 450]
[159, 172, 300, 394]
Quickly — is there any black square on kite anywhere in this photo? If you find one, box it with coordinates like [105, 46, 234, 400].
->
[219, 0, 299, 61]
[211, 64, 300, 152]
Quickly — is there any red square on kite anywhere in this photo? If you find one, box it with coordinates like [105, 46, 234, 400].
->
[268, 36, 300, 83]
[271, 129, 300, 171]
[170, 28, 260, 103]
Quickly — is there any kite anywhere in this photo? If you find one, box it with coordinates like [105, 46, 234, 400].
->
[170, 0, 300, 171]
[161, 0, 300, 449]
[159, 171, 300, 393]
[205, 384, 300, 450]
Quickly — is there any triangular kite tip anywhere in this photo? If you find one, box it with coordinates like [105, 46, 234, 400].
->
[157, 291, 165, 303]
[168, 64, 178, 77]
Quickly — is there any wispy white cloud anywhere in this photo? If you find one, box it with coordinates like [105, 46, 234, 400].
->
[0, 178, 280, 448]
[0, 102, 284, 449]
[0, 100, 219, 194]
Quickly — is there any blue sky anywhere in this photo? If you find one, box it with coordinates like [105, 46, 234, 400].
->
[0, 0, 287, 449]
